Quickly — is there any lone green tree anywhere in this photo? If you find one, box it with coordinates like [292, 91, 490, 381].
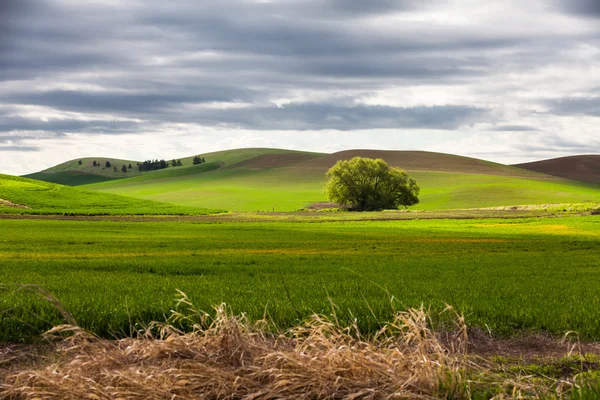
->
[325, 157, 419, 211]
[193, 156, 202, 165]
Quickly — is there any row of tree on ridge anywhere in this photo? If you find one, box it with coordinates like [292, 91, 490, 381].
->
[83, 156, 206, 173]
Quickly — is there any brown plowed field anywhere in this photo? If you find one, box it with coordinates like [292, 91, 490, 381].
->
[230, 152, 323, 169]
[291, 150, 551, 178]
[515, 155, 600, 184]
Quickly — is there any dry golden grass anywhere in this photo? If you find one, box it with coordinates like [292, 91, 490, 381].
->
[2, 292, 599, 399]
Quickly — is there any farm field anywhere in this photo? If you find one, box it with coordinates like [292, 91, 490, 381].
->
[1, 215, 600, 343]
[85, 165, 600, 212]
[0, 174, 219, 215]
[26, 148, 323, 185]
[20, 148, 599, 212]
[516, 155, 600, 185]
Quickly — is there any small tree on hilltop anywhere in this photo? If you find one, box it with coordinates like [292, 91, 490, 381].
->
[128, 164, 132, 169]
[325, 157, 420, 211]
[193, 156, 202, 165]
[93, 161, 97, 167]
[121, 164, 127, 172]
[113, 165, 118, 172]
[105, 161, 112, 168]
[176, 159, 183, 166]
[78, 160, 82, 165]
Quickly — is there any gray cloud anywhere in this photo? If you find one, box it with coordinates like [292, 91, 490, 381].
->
[516, 135, 600, 154]
[489, 125, 539, 132]
[0, 145, 39, 152]
[4, 87, 256, 115]
[0, 0, 600, 175]
[0, 103, 487, 132]
[555, 0, 600, 18]
[0, 116, 142, 134]
[544, 96, 600, 117]
[183, 103, 489, 131]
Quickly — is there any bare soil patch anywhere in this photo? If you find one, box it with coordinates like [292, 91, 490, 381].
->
[515, 155, 600, 184]
[0, 198, 30, 209]
[291, 149, 550, 178]
[304, 201, 341, 210]
[231, 152, 322, 169]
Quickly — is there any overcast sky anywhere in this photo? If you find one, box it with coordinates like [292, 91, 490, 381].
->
[1, 0, 599, 175]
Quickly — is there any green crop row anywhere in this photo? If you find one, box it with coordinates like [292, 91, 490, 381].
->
[1, 216, 600, 342]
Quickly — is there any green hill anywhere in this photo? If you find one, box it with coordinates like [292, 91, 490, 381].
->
[0, 174, 219, 215]
[81, 149, 600, 212]
[25, 148, 323, 186]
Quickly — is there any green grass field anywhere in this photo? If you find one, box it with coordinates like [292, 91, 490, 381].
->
[0, 174, 219, 215]
[85, 166, 600, 212]
[24, 148, 600, 212]
[1, 215, 600, 342]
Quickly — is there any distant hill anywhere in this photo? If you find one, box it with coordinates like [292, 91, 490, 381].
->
[79, 148, 600, 212]
[0, 174, 218, 215]
[25, 148, 322, 186]
[291, 150, 551, 178]
[514, 155, 600, 184]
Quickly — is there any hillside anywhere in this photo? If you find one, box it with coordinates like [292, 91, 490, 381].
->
[26, 148, 323, 186]
[292, 150, 551, 178]
[515, 155, 600, 184]
[83, 149, 600, 212]
[0, 174, 218, 215]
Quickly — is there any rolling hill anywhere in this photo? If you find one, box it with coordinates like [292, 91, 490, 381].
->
[25, 148, 323, 186]
[0, 174, 219, 215]
[75, 149, 600, 212]
[290, 150, 548, 178]
[515, 155, 600, 185]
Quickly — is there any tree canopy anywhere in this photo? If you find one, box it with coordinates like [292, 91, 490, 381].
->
[325, 157, 420, 211]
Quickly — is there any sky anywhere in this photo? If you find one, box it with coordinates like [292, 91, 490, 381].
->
[0, 0, 599, 175]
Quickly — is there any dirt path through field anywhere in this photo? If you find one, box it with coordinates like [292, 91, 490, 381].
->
[0, 198, 30, 209]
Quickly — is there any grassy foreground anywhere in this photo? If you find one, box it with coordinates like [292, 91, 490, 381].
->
[4, 301, 600, 399]
[1, 215, 600, 342]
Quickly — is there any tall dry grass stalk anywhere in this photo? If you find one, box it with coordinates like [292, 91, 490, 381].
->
[1, 293, 594, 399]
[1, 292, 474, 400]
